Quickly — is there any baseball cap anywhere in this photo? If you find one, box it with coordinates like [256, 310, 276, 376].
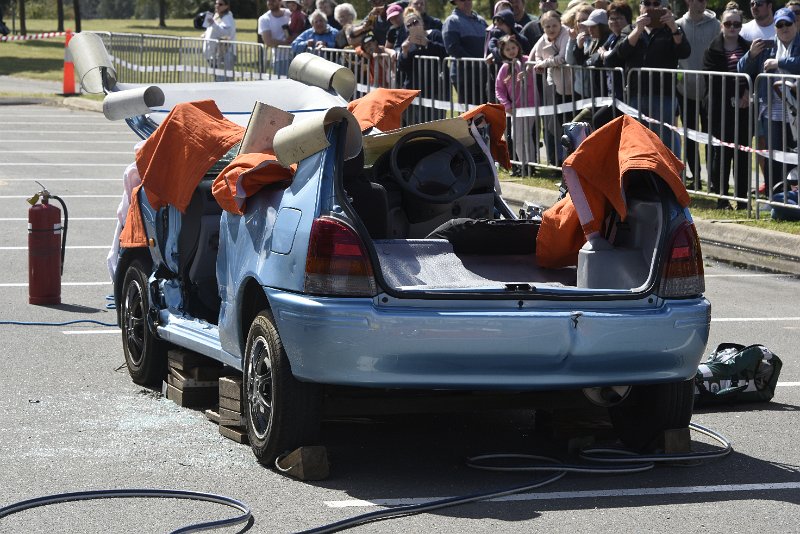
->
[583, 8, 608, 26]
[386, 3, 403, 18]
[775, 7, 796, 25]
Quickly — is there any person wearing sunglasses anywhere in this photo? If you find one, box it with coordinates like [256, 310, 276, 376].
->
[605, 0, 689, 154]
[741, 0, 775, 42]
[738, 7, 800, 192]
[675, 0, 720, 190]
[703, 2, 752, 209]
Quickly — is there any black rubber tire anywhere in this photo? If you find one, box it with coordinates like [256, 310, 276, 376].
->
[121, 259, 167, 386]
[608, 378, 695, 452]
[244, 311, 322, 466]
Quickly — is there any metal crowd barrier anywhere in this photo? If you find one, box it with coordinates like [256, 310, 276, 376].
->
[753, 72, 800, 218]
[93, 32, 799, 219]
[98, 32, 266, 83]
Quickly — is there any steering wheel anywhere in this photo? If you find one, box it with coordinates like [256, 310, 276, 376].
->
[389, 130, 477, 204]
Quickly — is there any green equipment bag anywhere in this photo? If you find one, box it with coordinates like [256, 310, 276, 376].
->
[694, 343, 783, 405]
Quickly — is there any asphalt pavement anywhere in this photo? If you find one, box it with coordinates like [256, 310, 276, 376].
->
[1, 98, 800, 533]
[4, 74, 798, 276]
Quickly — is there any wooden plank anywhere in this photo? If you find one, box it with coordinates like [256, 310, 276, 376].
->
[165, 383, 218, 408]
[219, 424, 249, 444]
[275, 446, 329, 480]
[218, 376, 242, 401]
[167, 348, 208, 371]
[166, 374, 219, 393]
[169, 367, 219, 389]
[205, 408, 221, 424]
[219, 395, 242, 412]
[218, 406, 244, 427]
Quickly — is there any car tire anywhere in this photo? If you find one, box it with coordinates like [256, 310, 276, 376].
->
[244, 310, 322, 466]
[121, 259, 167, 386]
[608, 378, 695, 452]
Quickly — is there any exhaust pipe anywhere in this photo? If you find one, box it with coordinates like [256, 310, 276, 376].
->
[582, 385, 631, 407]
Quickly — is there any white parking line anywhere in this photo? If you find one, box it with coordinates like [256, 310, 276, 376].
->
[0, 150, 133, 155]
[0, 282, 111, 287]
[3, 122, 126, 126]
[711, 317, 800, 322]
[0, 131, 134, 136]
[2, 140, 134, 144]
[2, 164, 128, 167]
[0, 246, 110, 250]
[0, 217, 116, 221]
[324, 481, 800, 508]
[777, 382, 800, 387]
[704, 274, 793, 278]
[62, 330, 119, 335]
[0, 195, 121, 198]
[0, 178, 121, 182]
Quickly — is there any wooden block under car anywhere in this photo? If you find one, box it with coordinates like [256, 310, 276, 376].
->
[165, 383, 218, 408]
[169, 367, 219, 389]
[275, 446, 329, 480]
[219, 395, 242, 412]
[219, 424, 249, 444]
[205, 408, 221, 424]
[167, 348, 209, 371]
[167, 348, 223, 381]
[218, 376, 242, 400]
[218, 406, 245, 427]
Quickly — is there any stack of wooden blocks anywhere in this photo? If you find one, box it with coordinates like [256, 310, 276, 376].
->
[163, 348, 222, 407]
[217, 376, 247, 444]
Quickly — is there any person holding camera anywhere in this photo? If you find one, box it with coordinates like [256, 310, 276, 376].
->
[259, 0, 292, 76]
[605, 0, 690, 154]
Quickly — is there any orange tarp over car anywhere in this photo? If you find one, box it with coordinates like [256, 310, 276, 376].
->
[536, 115, 689, 269]
[119, 100, 297, 247]
[120, 100, 245, 248]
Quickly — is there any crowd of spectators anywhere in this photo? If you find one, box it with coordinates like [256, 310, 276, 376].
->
[250, 0, 800, 218]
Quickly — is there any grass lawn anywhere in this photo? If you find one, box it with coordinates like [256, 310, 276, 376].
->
[0, 18, 262, 80]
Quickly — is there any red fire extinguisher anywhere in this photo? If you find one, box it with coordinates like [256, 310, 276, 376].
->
[27, 183, 68, 305]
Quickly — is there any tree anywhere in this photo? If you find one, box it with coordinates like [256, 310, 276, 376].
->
[158, 0, 165, 27]
[57, 0, 64, 31]
[19, 0, 25, 35]
[74, 0, 81, 32]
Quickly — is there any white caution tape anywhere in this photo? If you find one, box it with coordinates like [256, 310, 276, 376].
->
[0, 31, 67, 42]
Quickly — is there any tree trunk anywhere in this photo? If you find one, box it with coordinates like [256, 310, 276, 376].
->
[56, 0, 64, 32]
[158, 0, 166, 28]
[18, 0, 25, 35]
[73, 0, 81, 33]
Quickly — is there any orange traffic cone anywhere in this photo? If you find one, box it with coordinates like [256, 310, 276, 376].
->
[62, 29, 77, 96]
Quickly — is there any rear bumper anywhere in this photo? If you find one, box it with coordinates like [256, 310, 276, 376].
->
[267, 289, 711, 390]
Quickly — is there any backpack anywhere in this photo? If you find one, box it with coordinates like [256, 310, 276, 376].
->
[694, 343, 782, 405]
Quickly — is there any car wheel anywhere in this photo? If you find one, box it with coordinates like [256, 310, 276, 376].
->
[244, 310, 322, 466]
[608, 379, 695, 452]
[121, 259, 167, 386]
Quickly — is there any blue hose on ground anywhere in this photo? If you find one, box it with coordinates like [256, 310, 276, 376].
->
[0, 488, 252, 533]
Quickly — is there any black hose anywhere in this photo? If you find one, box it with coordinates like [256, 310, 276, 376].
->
[50, 194, 68, 276]
[0, 488, 252, 533]
[300, 422, 732, 534]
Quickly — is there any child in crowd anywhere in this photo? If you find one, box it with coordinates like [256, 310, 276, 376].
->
[495, 35, 538, 174]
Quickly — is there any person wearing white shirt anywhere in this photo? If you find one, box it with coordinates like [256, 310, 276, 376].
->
[259, 0, 292, 76]
[203, 0, 237, 80]
[741, 0, 776, 41]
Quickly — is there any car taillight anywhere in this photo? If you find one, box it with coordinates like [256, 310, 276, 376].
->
[304, 216, 377, 297]
[657, 221, 705, 298]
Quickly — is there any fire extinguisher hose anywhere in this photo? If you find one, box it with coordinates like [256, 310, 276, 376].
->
[50, 194, 68, 276]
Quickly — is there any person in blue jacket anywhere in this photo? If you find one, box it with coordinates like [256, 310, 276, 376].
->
[443, 0, 489, 106]
[738, 7, 800, 192]
[291, 9, 339, 54]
